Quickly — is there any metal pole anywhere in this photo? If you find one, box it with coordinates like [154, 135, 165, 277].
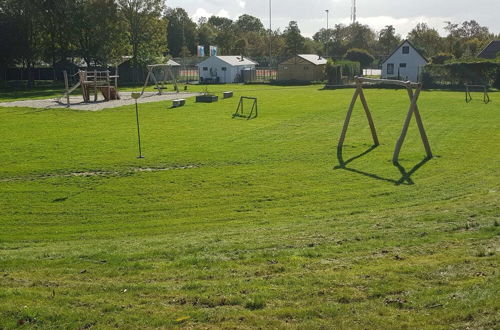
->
[269, 0, 272, 68]
[326, 9, 329, 30]
[135, 100, 144, 159]
[325, 10, 329, 58]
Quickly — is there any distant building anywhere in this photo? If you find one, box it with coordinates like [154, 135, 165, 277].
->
[477, 40, 500, 59]
[196, 56, 257, 83]
[277, 54, 327, 82]
[381, 40, 427, 82]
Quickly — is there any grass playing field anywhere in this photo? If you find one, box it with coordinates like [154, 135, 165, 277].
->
[0, 84, 498, 328]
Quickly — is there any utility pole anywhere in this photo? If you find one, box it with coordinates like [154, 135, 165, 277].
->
[325, 9, 329, 58]
[351, 0, 357, 24]
[269, 0, 272, 68]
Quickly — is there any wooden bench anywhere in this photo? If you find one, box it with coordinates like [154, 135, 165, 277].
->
[172, 99, 186, 108]
[223, 91, 233, 99]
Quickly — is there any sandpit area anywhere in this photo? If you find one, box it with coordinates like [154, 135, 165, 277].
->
[0, 91, 202, 111]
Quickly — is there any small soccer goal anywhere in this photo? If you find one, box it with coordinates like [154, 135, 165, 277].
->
[338, 77, 433, 165]
[465, 84, 490, 104]
[232, 96, 258, 120]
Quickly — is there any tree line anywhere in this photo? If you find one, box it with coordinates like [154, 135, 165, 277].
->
[0, 0, 498, 84]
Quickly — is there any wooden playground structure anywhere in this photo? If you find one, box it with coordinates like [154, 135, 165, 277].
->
[61, 69, 120, 107]
[338, 77, 433, 165]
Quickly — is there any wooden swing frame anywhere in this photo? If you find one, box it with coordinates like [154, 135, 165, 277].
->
[465, 84, 490, 104]
[338, 77, 433, 165]
[141, 64, 179, 96]
[232, 96, 258, 120]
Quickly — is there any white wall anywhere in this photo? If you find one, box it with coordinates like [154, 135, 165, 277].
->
[381, 41, 427, 82]
[198, 57, 255, 83]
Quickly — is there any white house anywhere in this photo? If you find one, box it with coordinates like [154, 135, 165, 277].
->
[381, 40, 428, 82]
[196, 56, 257, 83]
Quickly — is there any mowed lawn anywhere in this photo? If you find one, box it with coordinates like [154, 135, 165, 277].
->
[0, 84, 498, 328]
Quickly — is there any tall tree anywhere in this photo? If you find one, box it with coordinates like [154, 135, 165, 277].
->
[377, 25, 401, 56]
[165, 7, 196, 57]
[408, 23, 443, 57]
[77, 0, 127, 67]
[283, 21, 305, 55]
[2, 0, 45, 86]
[234, 14, 265, 34]
[118, 0, 167, 65]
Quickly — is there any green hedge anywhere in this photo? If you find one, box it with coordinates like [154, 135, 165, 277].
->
[422, 60, 500, 88]
[325, 59, 361, 84]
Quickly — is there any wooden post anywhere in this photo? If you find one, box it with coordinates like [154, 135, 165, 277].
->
[93, 70, 98, 102]
[338, 86, 361, 153]
[63, 70, 70, 108]
[406, 84, 432, 159]
[357, 83, 379, 146]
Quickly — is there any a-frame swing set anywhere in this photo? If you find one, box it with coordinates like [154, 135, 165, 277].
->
[141, 64, 179, 96]
[338, 77, 433, 165]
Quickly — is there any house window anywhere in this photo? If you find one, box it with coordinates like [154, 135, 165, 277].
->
[203, 67, 208, 71]
[402, 46, 410, 54]
[304, 66, 309, 70]
[399, 63, 407, 68]
[387, 63, 394, 75]
[221, 67, 227, 71]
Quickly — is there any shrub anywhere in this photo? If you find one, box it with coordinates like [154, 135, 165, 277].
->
[325, 59, 360, 84]
[422, 60, 500, 88]
[344, 48, 375, 68]
[430, 53, 454, 64]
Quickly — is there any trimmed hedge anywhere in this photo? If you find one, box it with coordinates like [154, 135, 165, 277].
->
[422, 61, 500, 88]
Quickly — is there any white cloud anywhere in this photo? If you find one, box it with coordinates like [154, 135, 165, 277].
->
[191, 8, 213, 22]
[238, 1, 246, 9]
[216, 9, 230, 18]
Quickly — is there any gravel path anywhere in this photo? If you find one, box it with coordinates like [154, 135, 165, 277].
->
[0, 91, 202, 111]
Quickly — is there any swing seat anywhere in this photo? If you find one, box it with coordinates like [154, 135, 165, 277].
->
[154, 86, 167, 90]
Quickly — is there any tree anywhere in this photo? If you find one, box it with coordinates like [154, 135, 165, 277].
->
[235, 14, 264, 33]
[344, 48, 374, 68]
[283, 21, 304, 55]
[408, 23, 443, 57]
[76, 0, 127, 67]
[344, 23, 376, 51]
[165, 7, 197, 57]
[197, 21, 216, 53]
[377, 25, 401, 56]
[205, 16, 235, 55]
[2, 0, 45, 86]
[118, 0, 167, 66]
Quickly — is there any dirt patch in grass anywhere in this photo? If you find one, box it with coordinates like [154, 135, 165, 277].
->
[0, 164, 201, 182]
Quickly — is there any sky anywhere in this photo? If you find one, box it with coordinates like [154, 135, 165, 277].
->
[166, 0, 499, 38]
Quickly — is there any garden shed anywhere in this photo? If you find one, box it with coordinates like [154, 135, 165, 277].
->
[381, 40, 428, 82]
[277, 54, 327, 82]
[197, 56, 257, 83]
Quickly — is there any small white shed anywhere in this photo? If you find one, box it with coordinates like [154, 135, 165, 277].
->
[381, 40, 428, 82]
[197, 56, 258, 83]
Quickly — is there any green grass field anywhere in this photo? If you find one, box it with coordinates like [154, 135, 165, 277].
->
[0, 84, 498, 328]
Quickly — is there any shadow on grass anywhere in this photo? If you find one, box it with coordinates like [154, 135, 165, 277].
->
[334, 145, 431, 185]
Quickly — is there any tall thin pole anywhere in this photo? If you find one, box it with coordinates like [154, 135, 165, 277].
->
[325, 9, 329, 58]
[135, 100, 144, 158]
[269, 0, 272, 68]
[326, 9, 329, 30]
